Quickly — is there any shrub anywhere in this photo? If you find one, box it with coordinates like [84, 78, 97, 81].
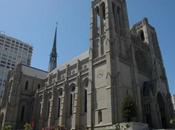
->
[24, 123, 32, 130]
[3, 125, 12, 130]
[121, 95, 137, 122]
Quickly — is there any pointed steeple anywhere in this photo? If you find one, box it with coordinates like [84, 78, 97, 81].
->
[48, 24, 58, 72]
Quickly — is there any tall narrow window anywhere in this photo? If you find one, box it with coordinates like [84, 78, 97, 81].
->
[139, 30, 145, 41]
[38, 102, 41, 118]
[70, 84, 75, 115]
[40, 101, 43, 118]
[21, 106, 25, 121]
[117, 6, 122, 28]
[70, 94, 73, 115]
[57, 97, 61, 117]
[101, 3, 105, 20]
[84, 79, 88, 113]
[101, 3, 105, 34]
[101, 38, 104, 55]
[112, 3, 116, 20]
[93, 41, 99, 58]
[58, 88, 63, 117]
[98, 110, 102, 123]
[47, 101, 50, 118]
[96, 7, 100, 34]
[37, 84, 41, 89]
[84, 89, 87, 112]
[112, 3, 117, 32]
[25, 81, 28, 90]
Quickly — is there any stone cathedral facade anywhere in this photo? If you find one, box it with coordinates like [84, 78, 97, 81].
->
[0, 0, 174, 130]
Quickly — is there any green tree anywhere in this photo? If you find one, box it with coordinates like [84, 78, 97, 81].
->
[121, 95, 137, 122]
[24, 123, 32, 130]
[170, 118, 175, 125]
[3, 125, 12, 130]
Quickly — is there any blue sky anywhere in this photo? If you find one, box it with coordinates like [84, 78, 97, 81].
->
[0, 0, 174, 94]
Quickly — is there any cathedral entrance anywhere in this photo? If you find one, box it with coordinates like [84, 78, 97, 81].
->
[157, 93, 166, 128]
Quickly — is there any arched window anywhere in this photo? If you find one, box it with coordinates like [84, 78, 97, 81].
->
[58, 88, 63, 96]
[84, 78, 88, 87]
[71, 85, 75, 92]
[98, 110, 102, 123]
[143, 86, 150, 97]
[117, 6, 122, 28]
[25, 81, 28, 90]
[70, 84, 76, 115]
[84, 79, 88, 113]
[21, 105, 25, 121]
[157, 93, 166, 128]
[37, 84, 41, 89]
[57, 97, 61, 117]
[39, 99, 43, 118]
[47, 100, 50, 118]
[84, 89, 87, 113]
[101, 2, 106, 34]
[96, 7, 100, 33]
[101, 3, 105, 20]
[57, 88, 63, 117]
[139, 30, 145, 41]
[112, 2, 118, 32]
[101, 38, 104, 55]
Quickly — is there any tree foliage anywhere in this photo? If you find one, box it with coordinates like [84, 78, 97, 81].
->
[3, 125, 12, 130]
[122, 95, 137, 122]
[24, 123, 32, 130]
[170, 118, 175, 125]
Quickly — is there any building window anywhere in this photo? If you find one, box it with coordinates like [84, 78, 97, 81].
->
[96, 7, 100, 33]
[101, 38, 104, 55]
[112, 2, 118, 32]
[101, 3, 105, 20]
[70, 94, 73, 115]
[101, 2, 106, 34]
[47, 101, 50, 118]
[84, 89, 87, 113]
[70, 84, 75, 115]
[25, 81, 28, 90]
[117, 6, 122, 28]
[98, 110, 102, 123]
[57, 97, 61, 117]
[39, 100, 43, 118]
[57, 88, 63, 117]
[37, 84, 41, 89]
[58, 88, 63, 96]
[139, 30, 145, 41]
[84, 78, 88, 113]
[21, 105, 25, 121]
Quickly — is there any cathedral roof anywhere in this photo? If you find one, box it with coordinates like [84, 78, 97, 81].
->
[21, 64, 48, 79]
[50, 50, 89, 74]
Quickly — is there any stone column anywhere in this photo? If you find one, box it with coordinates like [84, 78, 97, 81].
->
[75, 60, 81, 130]
[47, 94, 53, 128]
[61, 65, 69, 128]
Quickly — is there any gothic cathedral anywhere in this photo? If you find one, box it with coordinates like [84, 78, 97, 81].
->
[0, 0, 174, 130]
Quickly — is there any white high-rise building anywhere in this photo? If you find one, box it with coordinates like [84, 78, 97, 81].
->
[0, 33, 32, 97]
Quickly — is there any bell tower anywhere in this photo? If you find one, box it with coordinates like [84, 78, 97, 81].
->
[90, 0, 130, 59]
[88, 0, 133, 129]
